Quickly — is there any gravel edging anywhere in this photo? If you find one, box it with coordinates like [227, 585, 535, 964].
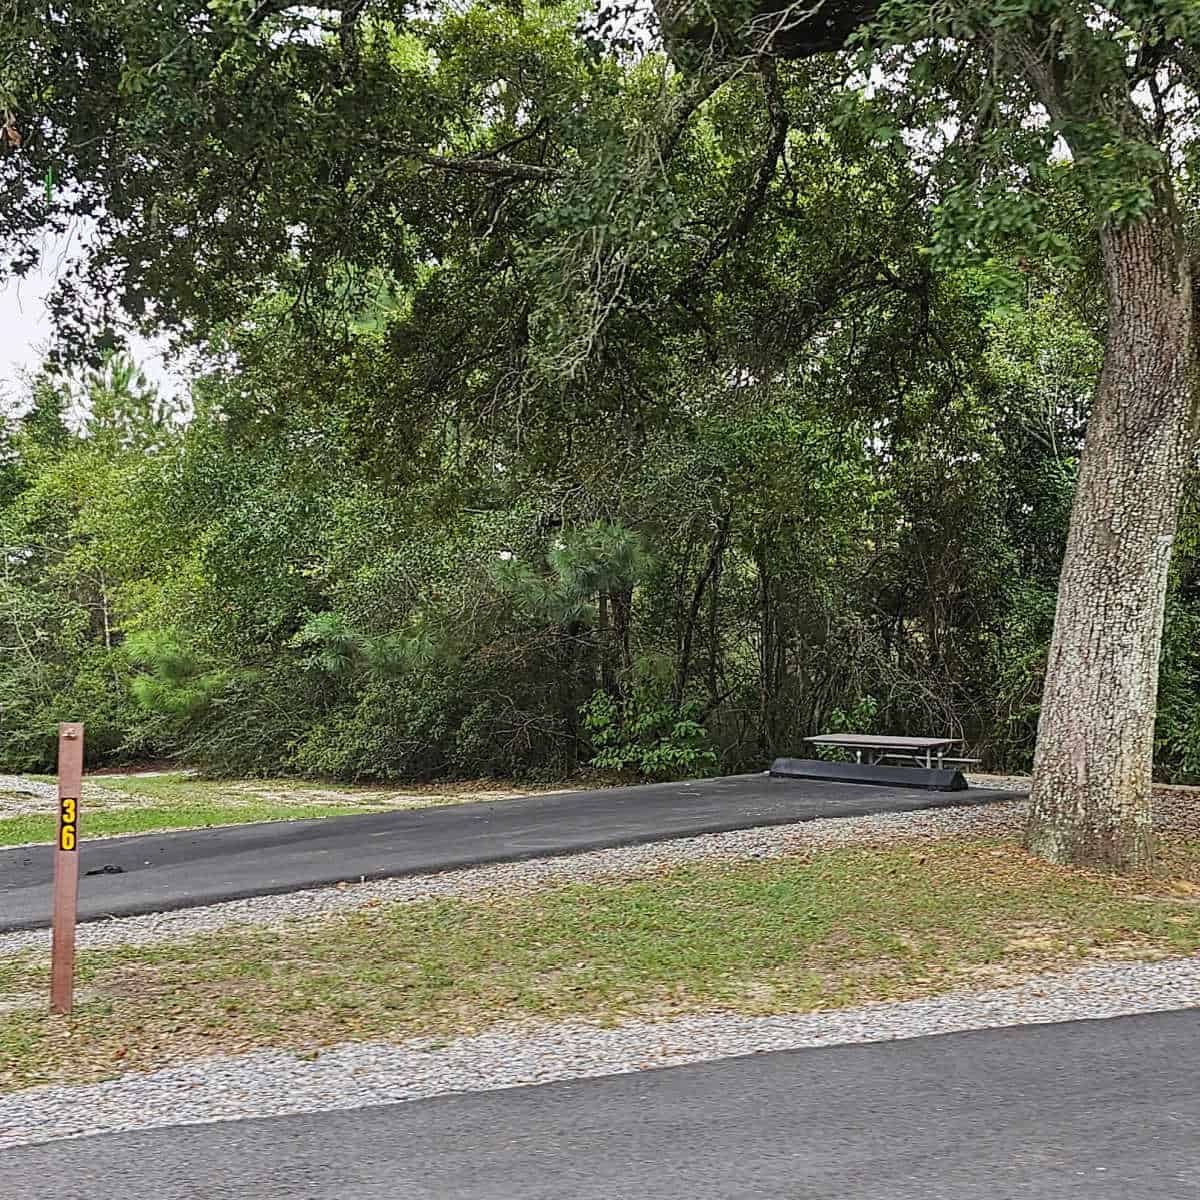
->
[0, 775, 58, 818]
[1, 952, 1198, 1150]
[0, 797, 1028, 958]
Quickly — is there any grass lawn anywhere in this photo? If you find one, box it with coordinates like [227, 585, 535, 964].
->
[0, 801, 384, 847]
[4, 836, 1200, 1091]
[0, 773, 543, 847]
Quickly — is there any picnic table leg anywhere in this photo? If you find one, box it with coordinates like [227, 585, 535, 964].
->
[925, 748, 932, 769]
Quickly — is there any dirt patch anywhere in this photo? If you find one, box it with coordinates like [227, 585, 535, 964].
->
[224, 782, 559, 809]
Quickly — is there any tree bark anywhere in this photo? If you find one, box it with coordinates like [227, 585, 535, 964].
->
[1027, 208, 1198, 870]
[675, 513, 731, 705]
[612, 587, 634, 680]
[597, 592, 616, 696]
[707, 519, 727, 701]
[755, 541, 784, 756]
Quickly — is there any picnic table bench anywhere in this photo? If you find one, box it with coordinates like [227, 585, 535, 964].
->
[803, 733, 975, 771]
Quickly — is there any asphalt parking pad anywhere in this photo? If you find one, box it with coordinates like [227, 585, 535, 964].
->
[0, 773, 1022, 931]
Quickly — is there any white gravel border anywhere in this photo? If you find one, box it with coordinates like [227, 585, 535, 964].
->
[0, 775, 57, 818]
[1, 953, 1198, 1150]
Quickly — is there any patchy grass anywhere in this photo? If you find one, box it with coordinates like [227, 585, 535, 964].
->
[0, 803, 384, 848]
[4, 837, 1200, 1091]
[0, 773, 549, 846]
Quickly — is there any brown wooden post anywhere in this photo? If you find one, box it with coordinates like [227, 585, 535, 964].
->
[50, 723, 84, 1015]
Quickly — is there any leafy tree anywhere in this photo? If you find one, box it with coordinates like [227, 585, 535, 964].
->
[6, 0, 1200, 873]
[0, 367, 181, 766]
[647, 0, 1200, 867]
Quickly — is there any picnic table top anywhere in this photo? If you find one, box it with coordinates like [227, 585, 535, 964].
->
[803, 733, 960, 751]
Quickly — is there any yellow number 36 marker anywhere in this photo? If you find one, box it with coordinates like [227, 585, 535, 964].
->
[59, 797, 78, 852]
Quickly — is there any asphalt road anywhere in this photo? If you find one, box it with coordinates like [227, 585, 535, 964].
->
[0, 774, 1019, 931]
[3, 1011, 1197, 1198]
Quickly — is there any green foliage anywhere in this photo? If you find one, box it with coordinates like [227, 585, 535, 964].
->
[8, 236, 1193, 783]
[492, 523, 651, 628]
[6, 0, 1200, 791]
[824, 696, 879, 735]
[126, 630, 224, 717]
[1155, 586, 1200, 783]
[807, 697, 881, 762]
[289, 613, 369, 679]
[581, 687, 717, 780]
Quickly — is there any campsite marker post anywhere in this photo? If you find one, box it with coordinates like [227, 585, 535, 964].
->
[50, 723, 83, 1015]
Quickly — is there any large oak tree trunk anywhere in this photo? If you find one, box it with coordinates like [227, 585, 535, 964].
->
[1027, 209, 1198, 870]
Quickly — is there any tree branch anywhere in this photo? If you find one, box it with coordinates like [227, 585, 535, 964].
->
[369, 141, 564, 182]
[247, 0, 368, 30]
[678, 58, 789, 288]
[655, 0, 883, 64]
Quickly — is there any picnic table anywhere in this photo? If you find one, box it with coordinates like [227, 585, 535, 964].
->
[803, 733, 962, 770]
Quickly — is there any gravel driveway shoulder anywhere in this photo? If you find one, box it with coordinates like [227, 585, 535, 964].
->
[1, 951, 1197, 1151]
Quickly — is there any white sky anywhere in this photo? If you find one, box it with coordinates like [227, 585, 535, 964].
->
[0, 231, 182, 409]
